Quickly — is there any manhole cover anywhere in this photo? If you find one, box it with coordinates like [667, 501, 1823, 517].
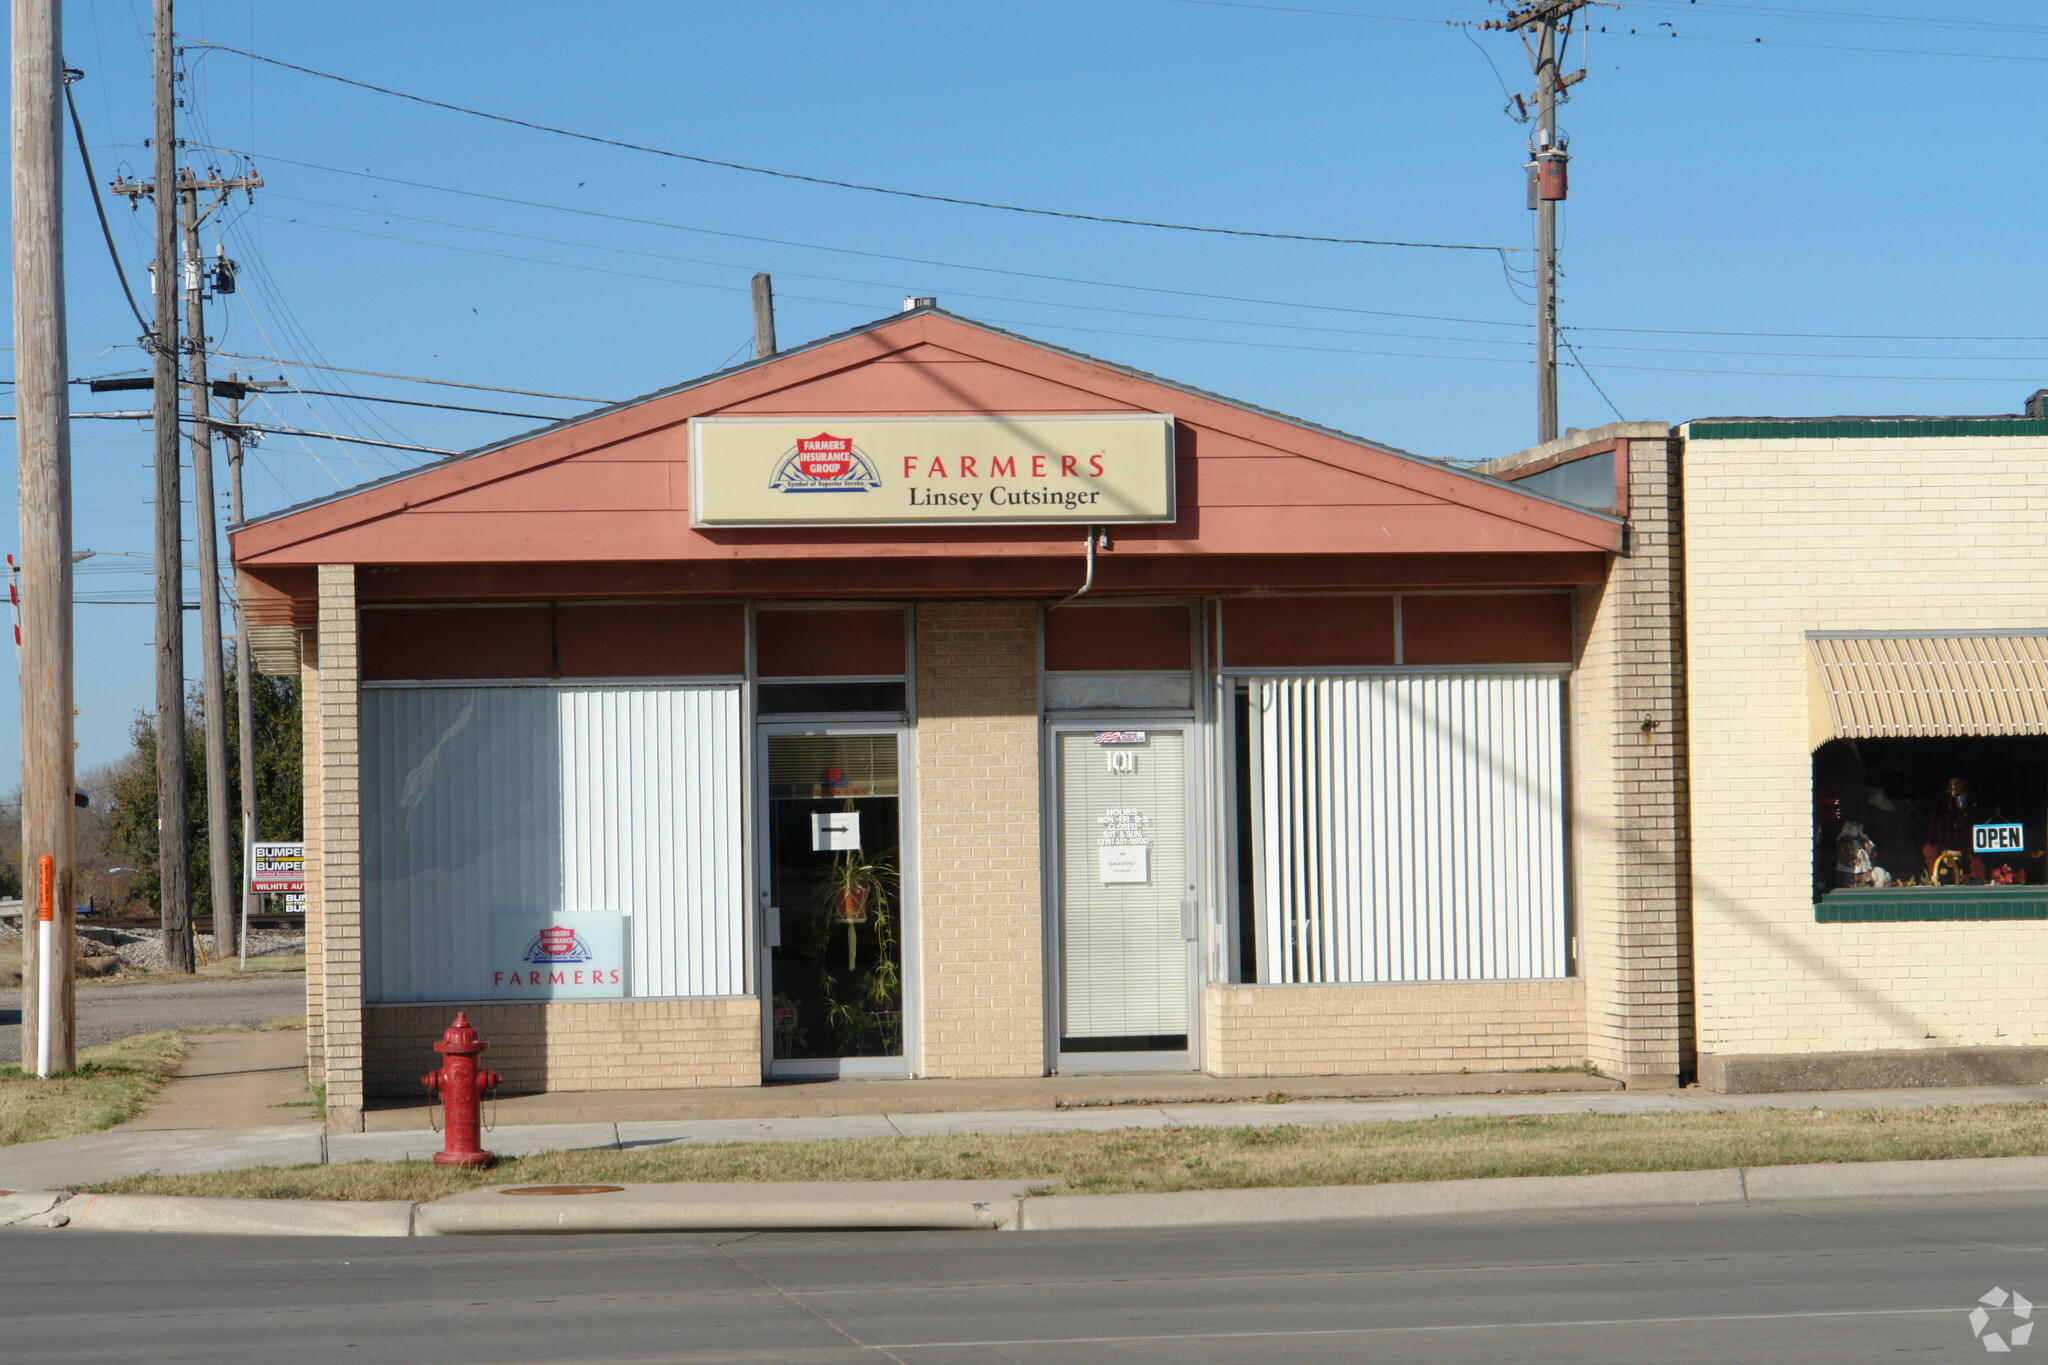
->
[498, 1185, 625, 1197]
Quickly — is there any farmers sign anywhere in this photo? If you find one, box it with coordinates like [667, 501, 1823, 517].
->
[486, 912, 627, 1000]
[690, 415, 1175, 527]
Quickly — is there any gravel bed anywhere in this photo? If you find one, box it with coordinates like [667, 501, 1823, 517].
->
[0, 917, 304, 973]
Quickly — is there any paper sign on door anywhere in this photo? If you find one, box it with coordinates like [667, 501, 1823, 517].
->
[1100, 845, 1150, 884]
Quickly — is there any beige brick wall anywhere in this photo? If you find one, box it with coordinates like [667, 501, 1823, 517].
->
[1568, 436, 1693, 1084]
[1204, 980, 1587, 1076]
[914, 601, 1046, 1077]
[366, 999, 760, 1096]
[1685, 432, 2048, 1058]
[315, 566, 365, 1128]
[300, 627, 326, 1086]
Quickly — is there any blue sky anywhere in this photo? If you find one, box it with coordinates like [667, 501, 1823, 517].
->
[7, 0, 2048, 772]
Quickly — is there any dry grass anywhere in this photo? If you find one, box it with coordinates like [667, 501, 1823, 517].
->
[0, 1029, 191, 1146]
[83, 1100, 2048, 1202]
[0, 937, 19, 990]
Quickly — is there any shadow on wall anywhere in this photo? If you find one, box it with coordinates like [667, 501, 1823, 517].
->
[1691, 860, 1948, 1054]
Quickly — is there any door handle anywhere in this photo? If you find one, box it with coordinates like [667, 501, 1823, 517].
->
[764, 911, 782, 949]
[1180, 898, 1198, 941]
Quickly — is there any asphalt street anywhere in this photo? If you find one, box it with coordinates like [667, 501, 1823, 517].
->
[0, 974, 305, 1054]
[5, 1193, 2042, 1363]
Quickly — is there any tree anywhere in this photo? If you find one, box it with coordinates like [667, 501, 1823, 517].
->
[107, 647, 302, 921]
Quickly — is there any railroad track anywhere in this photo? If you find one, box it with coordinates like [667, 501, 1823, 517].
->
[84, 915, 306, 933]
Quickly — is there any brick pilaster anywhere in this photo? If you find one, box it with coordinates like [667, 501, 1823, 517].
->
[914, 602, 1045, 1077]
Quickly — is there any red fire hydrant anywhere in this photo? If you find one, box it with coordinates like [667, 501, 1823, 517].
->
[421, 1012, 502, 1167]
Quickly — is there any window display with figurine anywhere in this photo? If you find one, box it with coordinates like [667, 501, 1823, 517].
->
[1812, 736, 2048, 901]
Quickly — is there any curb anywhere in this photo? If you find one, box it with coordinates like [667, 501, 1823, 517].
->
[10, 1155, 2048, 1237]
[24, 1192, 417, 1237]
[1019, 1167, 1746, 1230]
[417, 1180, 1030, 1235]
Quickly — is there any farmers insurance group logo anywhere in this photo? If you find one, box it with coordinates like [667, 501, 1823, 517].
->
[522, 924, 593, 965]
[769, 432, 882, 494]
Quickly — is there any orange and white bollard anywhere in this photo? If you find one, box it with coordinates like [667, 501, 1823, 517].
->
[33, 855, 54, 1078]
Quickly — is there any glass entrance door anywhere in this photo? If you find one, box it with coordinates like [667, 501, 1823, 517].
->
[1054, 726, 1196, 1068]
[761, 729, 908, 1077]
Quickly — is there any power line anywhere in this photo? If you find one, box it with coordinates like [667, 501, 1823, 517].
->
[1621, 0, 2048, 39]
[61, 76, 148, 333]
[1558, 331, 1625, 423]
[185, 39, 1516, 253]
[227, 149, 1539, 330]
[248, 147, 2048, 349]
[266, 190, 1541, 350]
[251, 212, 1565, 369]
[1159, 0, 2048, 61]
[223, 420, 456, 455]
[206, 348, 613, 402]
[287, 386, 571, 421]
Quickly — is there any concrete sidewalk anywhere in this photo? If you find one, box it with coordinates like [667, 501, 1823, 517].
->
[126, 1031, 321, 1132]
[360, 1067, 1625, 1129]
[4, 1033, 2046, 1237]
[2, 1062, 2043, 1190]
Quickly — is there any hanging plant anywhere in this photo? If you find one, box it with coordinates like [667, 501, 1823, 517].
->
[815, 847, 896, 971]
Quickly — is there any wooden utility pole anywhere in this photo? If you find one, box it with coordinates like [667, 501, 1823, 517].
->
[172, 175, 260, 962]
[12, 0, 77, 1072]
[181, 175, 233, 959]
[751, 272, 777, 360]
[150, 0, 192, 972]
[219, 372, 283, 969]
[1498, 0, 1587, 446]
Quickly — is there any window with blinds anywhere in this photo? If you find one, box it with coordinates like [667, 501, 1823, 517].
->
[362, 683, 746, 1002]
[1239, 674, 1567, 984]
[765, 732, 901, 799]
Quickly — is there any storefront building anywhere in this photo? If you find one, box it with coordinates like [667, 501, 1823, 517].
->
[1673, 410, 2048, 1091]
[231, 308, 1690, 1131]
[1495, 410, 2048, 1093]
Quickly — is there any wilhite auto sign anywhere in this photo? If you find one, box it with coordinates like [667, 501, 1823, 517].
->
[250, 842, 305, 895]
[690, 415, 1175, 526]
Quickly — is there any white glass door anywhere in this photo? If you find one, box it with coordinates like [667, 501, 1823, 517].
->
[1053, 726, 1196, 1068]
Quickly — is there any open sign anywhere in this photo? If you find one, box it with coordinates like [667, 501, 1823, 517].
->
[1974, 823, 2026, 853]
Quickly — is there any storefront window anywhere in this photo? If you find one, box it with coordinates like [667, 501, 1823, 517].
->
[1812, 736, 2048, 899]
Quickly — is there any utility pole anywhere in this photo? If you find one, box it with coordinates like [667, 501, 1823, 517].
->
[179, 172, 258, 961]
[113, 6, 261, 969]
[218, 372, 283, 971]
[1494, 0, 1587, 445]
[149, 0, 191, 972]
[751, 272, 777, 360]
[12, 0, 77, 1072]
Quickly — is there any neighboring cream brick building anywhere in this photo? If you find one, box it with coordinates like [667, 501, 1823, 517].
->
[233, 308, 1694, 1129]
[1680, 415, 2048, 1090]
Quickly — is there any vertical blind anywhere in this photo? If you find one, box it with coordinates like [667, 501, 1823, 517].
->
[1059, 730, 1190, 1039]
[1246, 674, 1567, 984]
[363, 684, 745, 1002]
